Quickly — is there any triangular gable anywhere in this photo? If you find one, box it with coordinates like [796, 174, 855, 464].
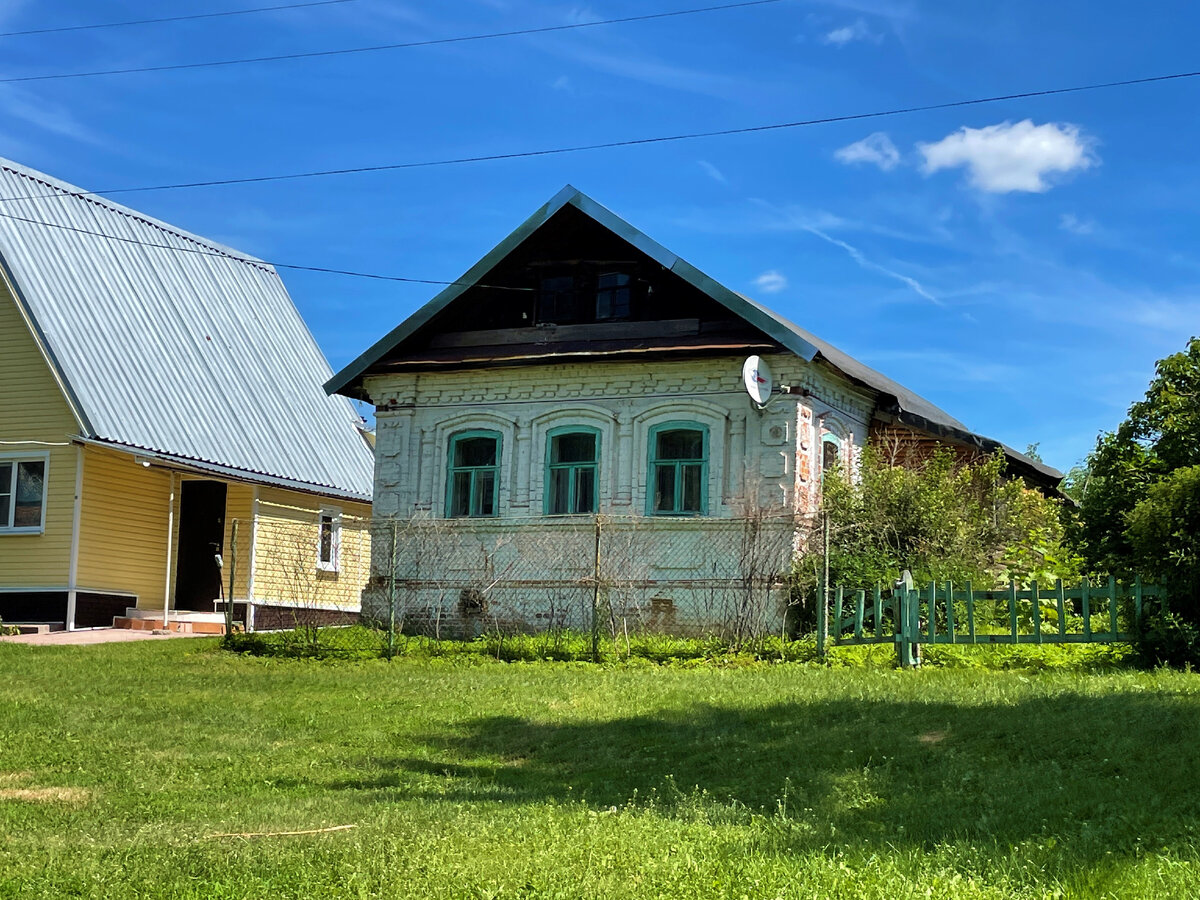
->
[325, 186, 821, 398]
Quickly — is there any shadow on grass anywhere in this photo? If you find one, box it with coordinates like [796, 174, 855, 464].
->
[335, 690, 1200, 859]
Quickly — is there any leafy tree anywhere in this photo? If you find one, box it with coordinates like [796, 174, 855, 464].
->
[1075, 337, 1200, 576]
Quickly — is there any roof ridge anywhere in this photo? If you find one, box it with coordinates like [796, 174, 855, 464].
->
[0, 158, 277, 274]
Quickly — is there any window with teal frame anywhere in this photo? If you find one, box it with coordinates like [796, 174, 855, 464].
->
[446, 430, 501, 517]
[545, 426, 599, 515]
[647, 422, 708, 516]
[821, 433, 842, 482]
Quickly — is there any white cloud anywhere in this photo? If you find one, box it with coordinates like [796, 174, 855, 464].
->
[823, 18, 882, 45]
[918, 120, 1096, 193]
[551, 74, 572, 92]
[753, 270, 788, 293]
[697, 160, 727, 184]
[1059, 213, 1095, 235]
[834, 132, 900, 171]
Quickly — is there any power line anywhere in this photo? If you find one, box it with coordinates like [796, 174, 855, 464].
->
[0, 1, 357, 39]
[0, 206, 532, 289]
[0, 66, 1196, 205]
[0, 0, 784, 84]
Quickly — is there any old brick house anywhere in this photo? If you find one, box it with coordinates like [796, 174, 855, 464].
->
[327, 187, 1059, 634]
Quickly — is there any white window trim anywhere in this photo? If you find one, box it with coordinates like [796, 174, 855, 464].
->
[0, 450, 50, 535]
[316, 507, 341, 572]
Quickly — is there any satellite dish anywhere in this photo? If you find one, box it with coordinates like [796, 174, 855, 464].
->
[742, 355, 773, 408]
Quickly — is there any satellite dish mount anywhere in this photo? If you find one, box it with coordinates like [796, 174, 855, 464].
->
[742, 355, 774, 410]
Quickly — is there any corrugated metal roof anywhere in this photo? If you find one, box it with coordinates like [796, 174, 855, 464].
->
[327, 186, 1060, 486]
[0, 158, 374, 500]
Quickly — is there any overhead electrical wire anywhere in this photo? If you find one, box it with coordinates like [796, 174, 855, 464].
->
[0, 66, 1196, 206]
[0, 0, 785, 84]
[0, 0, 358, 38]
[0, 207, 532, 289]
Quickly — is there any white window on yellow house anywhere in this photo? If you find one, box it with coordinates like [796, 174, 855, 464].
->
[0, 453, 48, 533]
[317, 508, 340, 572]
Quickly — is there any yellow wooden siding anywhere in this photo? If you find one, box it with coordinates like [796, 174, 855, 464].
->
[0, 279, 81, 587]
[221, 482, 254, 601]
[75, 446, 173, 606]
[250, 488, 371, 610]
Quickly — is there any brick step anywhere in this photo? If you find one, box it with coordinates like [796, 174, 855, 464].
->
[113, 617, 230, 635]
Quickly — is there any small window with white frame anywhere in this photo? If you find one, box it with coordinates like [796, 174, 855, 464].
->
[317, 508, 340, 572]
[0, 453, 48, 533]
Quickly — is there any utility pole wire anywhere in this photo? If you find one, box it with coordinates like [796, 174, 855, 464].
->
[0, 0, 358, 38]
[0, 0, 784, 83]
[0, 66, 1195, 205]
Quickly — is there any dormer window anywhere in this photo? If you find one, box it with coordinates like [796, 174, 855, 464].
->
[596, 272, 631, 320]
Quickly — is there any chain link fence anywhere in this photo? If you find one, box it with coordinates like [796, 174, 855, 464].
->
[226, 513, 809, 657]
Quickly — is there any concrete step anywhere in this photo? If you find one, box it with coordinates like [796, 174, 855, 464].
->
[6, 622, 65, 635]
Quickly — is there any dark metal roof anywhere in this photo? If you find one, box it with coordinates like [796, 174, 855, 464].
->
[327, 186, 1061, 486]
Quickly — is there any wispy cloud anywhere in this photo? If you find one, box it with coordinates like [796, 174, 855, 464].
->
[551, 74, 573, 92]
[834, 132, 900, 171]
[823, 17, 883, 45]
[919, 120, 1097, 193]
[802, 225, 942, 305]
[697, 160, 727, 184]
[0, 85, 110, 148]
[752, 270, 788, 293]
[1059, 212, 1095, 235]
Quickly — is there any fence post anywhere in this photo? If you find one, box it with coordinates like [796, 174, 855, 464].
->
[1134, 575, 1143, 634]
[897, 588, 915, 668]
[225, 520, 238, 637]
[387, 519, 398, 661]
[591, 516, 602, 663]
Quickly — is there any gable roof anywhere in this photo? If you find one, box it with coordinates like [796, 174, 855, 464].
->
[326, 186, 1060, 486]
[0, 158, 374, 501]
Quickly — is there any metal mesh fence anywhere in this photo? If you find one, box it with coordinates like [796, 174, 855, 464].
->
[227, 513, 808, 656]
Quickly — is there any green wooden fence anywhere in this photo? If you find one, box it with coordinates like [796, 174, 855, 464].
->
[817, 577, 1159, 667]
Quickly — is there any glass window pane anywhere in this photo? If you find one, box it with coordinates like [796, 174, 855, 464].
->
[319, 515, 334, 563]
[450, 471, 472, 517]
[0, 462, 11, 497]
[823, 438, 840, 473]
[13, 461, 44, 527]
[0, 493, 8, 527]
[552, 432, 596, 464]
[656, 429, 703, 461]
[574, 466, 596, 514]
[653, 464, 675, 513]
[680, 464, 703, 513]
[474, 470, 496, 516]
[548, 467, 571, 515]
[455, 436, 497, 468]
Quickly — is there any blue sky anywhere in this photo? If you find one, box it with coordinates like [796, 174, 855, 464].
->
[1, 0, 1197, 473]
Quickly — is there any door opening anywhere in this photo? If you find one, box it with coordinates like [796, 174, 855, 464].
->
[173, 480, 227, 612]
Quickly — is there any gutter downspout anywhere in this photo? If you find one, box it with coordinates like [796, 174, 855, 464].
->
[246, 487, 259, 632]
[65, 445, 84, 631]
[163, 472, 176, 631]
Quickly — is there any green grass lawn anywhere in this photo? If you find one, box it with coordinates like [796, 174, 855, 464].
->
[1, 639, 1198, 899]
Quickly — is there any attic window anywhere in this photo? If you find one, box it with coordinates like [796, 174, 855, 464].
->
[595, 272, 631, 320]
[538, 276, 578, 324]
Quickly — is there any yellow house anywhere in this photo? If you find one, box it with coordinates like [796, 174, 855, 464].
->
[0, 158, 374, 632]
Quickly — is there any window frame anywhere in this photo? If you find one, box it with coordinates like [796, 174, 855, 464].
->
[646, 421, 709, 517]
[316, 506, 341, 572]
[821, 433, 842, 482]
[0, 451, 49, 535]
[445, 429, 502, 518]
[595, 271, 632, 320]
[543, 425, 601, 516]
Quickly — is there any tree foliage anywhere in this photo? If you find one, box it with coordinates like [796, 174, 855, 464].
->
[795, 445, 1075, 602]
[1074, 337, 1200, 575]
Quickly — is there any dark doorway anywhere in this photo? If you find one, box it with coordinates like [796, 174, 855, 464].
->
[173, 480, 227, 611]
